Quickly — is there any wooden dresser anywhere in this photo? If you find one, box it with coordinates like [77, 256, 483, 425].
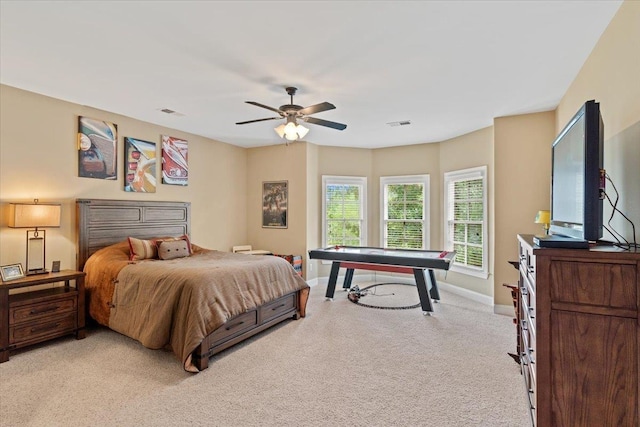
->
[517, 234, 639, 427]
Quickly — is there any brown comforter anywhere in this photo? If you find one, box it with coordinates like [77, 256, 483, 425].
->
[84, 241, 309, 371]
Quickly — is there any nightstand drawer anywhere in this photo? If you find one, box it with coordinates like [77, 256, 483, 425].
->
[10, 296, 76, 325]
[10, 312, 77, 345]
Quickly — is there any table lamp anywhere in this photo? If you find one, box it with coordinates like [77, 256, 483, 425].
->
[535, 210, 550, 235]
[8, 199, 61, 275]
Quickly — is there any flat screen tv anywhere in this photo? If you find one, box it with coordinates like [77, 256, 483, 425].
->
[549, 100, 604, 242]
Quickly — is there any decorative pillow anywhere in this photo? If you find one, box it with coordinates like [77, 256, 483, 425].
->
[157, 239, 191, 260]
[154, 234, 192, 254]
[128, 237, 158, 261]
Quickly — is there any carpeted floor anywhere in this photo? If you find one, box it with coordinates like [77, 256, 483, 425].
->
[0, 283, 530, 427]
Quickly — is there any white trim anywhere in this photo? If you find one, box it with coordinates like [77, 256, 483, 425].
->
[437, 281, 493, 306]
[494, 304, 516, 317]
[380, 174, 430, 249]
[322, 175, 367, 247]
[314, 273, 494, 306]
[443, 166, 488, 278]
[450, 264, 489, 279]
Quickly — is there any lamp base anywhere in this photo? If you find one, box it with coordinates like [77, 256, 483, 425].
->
[26, 269, 49, 276]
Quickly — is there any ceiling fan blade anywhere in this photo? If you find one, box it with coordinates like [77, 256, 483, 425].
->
[236, 117, 281, 125]
[299, 102, 336, 116]
[303, 116, 347, 131]
[246, 101, 283, 114]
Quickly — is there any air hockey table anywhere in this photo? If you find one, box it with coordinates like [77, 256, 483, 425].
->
[308, 246, 455, 314]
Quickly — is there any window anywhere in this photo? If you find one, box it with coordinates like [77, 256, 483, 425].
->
[444, 166, 488, 278]
[322, 176, 367, 247]
[381, 175, 429, 249]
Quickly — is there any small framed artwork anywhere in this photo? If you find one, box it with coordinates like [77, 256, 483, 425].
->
[1, 263, 25, 282]
[161, 135, 188, 186]
[124, 137, 157, 193]
[262, 181, 288, 228]
[77, 116, 118, 180]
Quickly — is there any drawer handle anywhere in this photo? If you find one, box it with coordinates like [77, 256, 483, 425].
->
[520, 286, 528, 296]
[31, 323, 60, 334]
[271, 303, 286, 311]
[30, 306, 60, 315]
[225, 321, 245, 331]
[527, 266, 534, 274]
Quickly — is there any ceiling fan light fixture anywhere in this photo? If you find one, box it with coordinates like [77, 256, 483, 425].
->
[274, 123, 287, 138]
[284, 122, 299, 141]
[297, 124, 309, 139]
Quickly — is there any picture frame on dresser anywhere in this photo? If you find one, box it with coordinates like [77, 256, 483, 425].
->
[0, 263, 25, 282]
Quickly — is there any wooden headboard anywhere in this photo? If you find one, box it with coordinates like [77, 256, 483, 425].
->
[76, 199, 191, 270]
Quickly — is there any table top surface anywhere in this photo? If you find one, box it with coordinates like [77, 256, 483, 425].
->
[0, 269, 85, 289]
[309, 246, 455, 269]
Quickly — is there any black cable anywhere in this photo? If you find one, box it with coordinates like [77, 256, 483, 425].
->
[604, 174, 638, 250]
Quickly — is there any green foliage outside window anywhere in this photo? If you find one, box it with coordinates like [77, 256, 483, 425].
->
[450, 178, 484, 268]
[385, 183, 424, 249]
[326, 184, 361, 246]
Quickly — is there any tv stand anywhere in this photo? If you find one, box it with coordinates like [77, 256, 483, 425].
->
[533, 234, 589, 249]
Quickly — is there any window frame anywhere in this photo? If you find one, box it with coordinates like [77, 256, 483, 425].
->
[380, 174, 430, 250]
[322, 175, 367, 248]
[443, 166, 488, 279]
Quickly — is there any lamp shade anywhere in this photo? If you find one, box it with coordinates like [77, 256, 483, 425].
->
[534, 210, 550, 225]
[8, 203, 61, 228]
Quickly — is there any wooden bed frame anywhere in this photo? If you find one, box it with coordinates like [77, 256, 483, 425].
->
[76, 198, 304, 371]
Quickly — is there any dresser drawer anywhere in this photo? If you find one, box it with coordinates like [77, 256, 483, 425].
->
[10, 296, 76, 326]
[10, 312, 77, 345]
[550, 261, 637, 309]
[209, 310, 258, 343]
[260, 293, 296, 323]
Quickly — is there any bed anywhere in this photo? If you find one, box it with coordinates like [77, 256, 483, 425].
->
[76, 198, 309, 372]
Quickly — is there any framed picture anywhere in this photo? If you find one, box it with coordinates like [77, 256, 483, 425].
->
[262, 181, 288, 228]
[161, 135, 188, 186]
[77, 116, 118, 180]
[124, 137, 157, 193]
[1, 263, 25, 282]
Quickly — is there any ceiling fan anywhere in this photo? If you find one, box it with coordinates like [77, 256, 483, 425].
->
[236, 87, 347, 141]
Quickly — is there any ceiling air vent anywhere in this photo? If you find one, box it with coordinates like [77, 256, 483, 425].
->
[387, 120, 411, 127]
[158, 108, 185, 117]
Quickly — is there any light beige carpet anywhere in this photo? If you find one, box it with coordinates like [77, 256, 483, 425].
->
[0, 283, 530, 427]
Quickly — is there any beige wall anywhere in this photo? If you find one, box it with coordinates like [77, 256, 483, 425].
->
[493, 112, 556, 306]
[557, 0, 640, 242]
[439, 126, 495, 296]
[305, 143, 320, 280]
[0, 85, 248, 271]
[245, 142, 308, 274]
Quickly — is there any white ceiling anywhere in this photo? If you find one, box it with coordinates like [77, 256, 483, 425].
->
[0, 1, 622, 149]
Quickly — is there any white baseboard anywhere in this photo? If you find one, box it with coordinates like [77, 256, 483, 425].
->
[313, 273, 496, 307]
[494, 304, 516, 316]
[305, 277, 320, 287]
[436, 281, 494, 306]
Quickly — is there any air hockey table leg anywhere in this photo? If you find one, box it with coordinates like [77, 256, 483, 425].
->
[325, 262, 341, 301]
[413, 268, 434, 314]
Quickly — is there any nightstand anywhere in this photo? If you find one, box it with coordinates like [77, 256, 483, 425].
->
[0, 270, 86, 363]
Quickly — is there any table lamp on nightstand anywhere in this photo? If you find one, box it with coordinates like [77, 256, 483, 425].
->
[535, 210, 551, 235]
[8, 199, 61, 275]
